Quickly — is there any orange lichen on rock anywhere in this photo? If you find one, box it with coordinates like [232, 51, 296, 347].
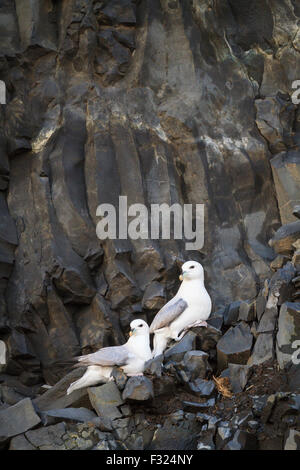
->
[213, 375, 233, 398]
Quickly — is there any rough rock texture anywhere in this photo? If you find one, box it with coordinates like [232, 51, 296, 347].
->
[0, 397, 41, 438]
[1, 0, 299, 382]
[33, 367, 90, 411]
[217, 322, 253, 370]
[40, 407, 97, 424]
[276, 302, 300, 368]
[122, 376, 154, 401]
[0, 0, 300, 451]
[87, 382, 124, 420]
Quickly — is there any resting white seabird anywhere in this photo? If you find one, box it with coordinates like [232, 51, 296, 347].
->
[66, 319, 152, 395]
[150, 260, 212, 357]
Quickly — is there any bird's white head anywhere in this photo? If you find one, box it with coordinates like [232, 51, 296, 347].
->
[129, 319, 149, 337]
[180, 260, 204, 282]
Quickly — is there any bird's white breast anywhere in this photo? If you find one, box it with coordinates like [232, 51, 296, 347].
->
[126, 335, 152, 362]
[178, 280, 211, 309]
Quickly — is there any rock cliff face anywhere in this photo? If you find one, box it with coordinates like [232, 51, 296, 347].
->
[0, 0, 300, 450]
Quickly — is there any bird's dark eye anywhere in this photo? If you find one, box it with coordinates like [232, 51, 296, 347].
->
[190, 266, 195, 269]
[138, 324, 143, 327]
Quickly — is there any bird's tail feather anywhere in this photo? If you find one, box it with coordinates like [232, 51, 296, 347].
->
[51, 358, 87, 369]
[153, 332, 169, 357]
[71, 362, 87, 369]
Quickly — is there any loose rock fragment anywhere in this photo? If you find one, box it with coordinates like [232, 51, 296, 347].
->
[88, 382, 124, 420]
[217, 322, 253, 370]
[276, 302, 300, 368]
[269, 221, 300, 255]
[0, 398, 41, 439]
[122, 376, 154, 402]
[228, 364, 251, 393]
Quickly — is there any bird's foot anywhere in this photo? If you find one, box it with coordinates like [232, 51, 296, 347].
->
[174, 321, 208, 342]
[66, 383, 75, 395]
[126, 372, 144, 377]
[41, 384, 52, 390]
[191, 320, 208, 328]
[175, 330, 188, 341]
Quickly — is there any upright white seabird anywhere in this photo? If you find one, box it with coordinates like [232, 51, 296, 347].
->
[66, 319, 152, 395]
[150, 261, 212, 357]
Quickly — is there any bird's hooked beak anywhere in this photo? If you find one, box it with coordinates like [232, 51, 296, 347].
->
[129, 328, 136, 337]
[179, 271, 188, 281]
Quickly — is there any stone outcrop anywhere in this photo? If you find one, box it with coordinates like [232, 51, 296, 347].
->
[0, 0, 299, 451]
[1, 0, 299, 383]
[0, 397, 41, 439]
[276, 302, 300, 368]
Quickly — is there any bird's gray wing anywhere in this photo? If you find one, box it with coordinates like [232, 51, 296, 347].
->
[149, 298, 188, 333]
[76, 345, 131, 366]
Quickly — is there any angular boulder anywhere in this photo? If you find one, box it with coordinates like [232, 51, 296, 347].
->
[88, 382, 124, 420]
[122, 376, 154, 401]
[276, 302, 300, 368]
[0, 398, 41, 439]
[217, 322, 253, 370]
[269, 221, 300, 255]
[33, 367, 89, 411]
[248, 333, 274, 366]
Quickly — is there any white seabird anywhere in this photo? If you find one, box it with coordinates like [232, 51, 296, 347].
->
[150, 260, 212, 357]
[66, 319, 152, 395]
